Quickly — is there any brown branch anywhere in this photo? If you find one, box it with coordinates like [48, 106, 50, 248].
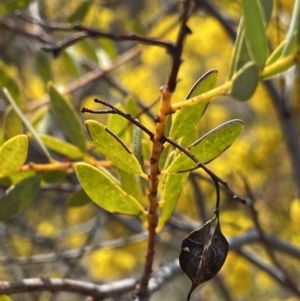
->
[167, 0, 193, 92]
[17, 11, 175, 58]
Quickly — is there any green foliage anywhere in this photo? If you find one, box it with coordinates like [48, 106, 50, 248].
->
[165, 120, 244, 174]
[0, 135, 28, 177]
[75, 163, 147, 221]
[49, 83, 86, 153]
[230, 62, 259, 101]
[86, 120, 147, 176]
[241, 0, 268, 69]
[170, 69, 217, 140]
[0, 176, 40, 221]
[0, 1, 299, 300]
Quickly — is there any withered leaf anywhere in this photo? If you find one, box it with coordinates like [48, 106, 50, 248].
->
[179, 216, 229, 301]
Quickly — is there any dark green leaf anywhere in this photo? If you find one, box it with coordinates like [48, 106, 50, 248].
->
[0, 61, 20, 104]
[169, 70, 218, 140]
[261, 0, 273, 26]
[242, 0, 268, 69]
[67, 188, 92, 207]
[75, 163, 147, 220]
[35, 50, 53, 84]
[165, 120, 244, 174]
[230, 61, 259, 101]
[0, 135, 28, 177]
[49, 83, 86, 153]
[0, 176, 40, 221]
[61, 50, 81, 79]
[86, 120, 147, 177]
[67, 0, 93, 23]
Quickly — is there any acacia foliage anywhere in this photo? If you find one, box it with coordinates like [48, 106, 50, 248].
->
[0, 1, 300, 301]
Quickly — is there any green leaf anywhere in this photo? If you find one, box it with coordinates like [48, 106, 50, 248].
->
[261, 0, 273, 26]
[0, 0, 31, 17]
[86, 120, 147, 177]
[0, 61, 20, 104]
[40, 134, 83, 159]
[119, 170, 140, 200]
[0, 135, 28, 177]
[230, 61, 259, 101]
[35, 50, 53, 84]
[49, 83, 86, 153]
[78, 40, 99, 64]
[266, 32, 297, 66]
[157, 172, 189, 231]
[0, 176, 40, 221]
[61, 50, 81, 79]
[67, 0, 93, 23]
[169, 70, 218, 140]
[228, 19, 252, 80]
[3, 106, 23, 140]
[282, 0, 300, 56]
[75, 163, 147, 220]
[0, 170, 36, 187]
[158, 129, 196, 230]
[0, 294, 13, 301]
[67, 188, 92, 207]
[165, 120, 244, 174]
[3, 88, 53, 162]
[242, 0, 268, 69]
[107, 103, 129, 141]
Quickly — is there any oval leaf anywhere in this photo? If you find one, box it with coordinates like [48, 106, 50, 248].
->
[230, 61, 259, 101]
[40, 134, 83, 160]
[75, 163, 147, 220]
[49, 83, 86, 153]
[0, 176, 40, 221]
[165, 120, 244, 174]
[169, 70, 218, 140]
[86, 120, 146, 177]
[0, 135, 28, 177]
[242, 0, 268, 69]
[157, 173, 189, 231]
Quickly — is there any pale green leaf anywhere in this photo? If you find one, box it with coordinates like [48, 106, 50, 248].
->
[242, 0, 268, 69]
[266, 32, 297, 66]
[0, 135, 28, 177]
[282, 0, 300, 56]
[40, 134, 83, 159]
[119, 170, 140, 200]
[49, 83, 86, 153]
[230, 61, 259, 101]
[0, 176, 40, 221]
[3, 106, 23, 140]
[165, 120, 244, 174]
[169, 70, 217, 140]
[158, 173, 189, 231]
[86, 120, 147, 177]
[75, 163, 147, 220]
